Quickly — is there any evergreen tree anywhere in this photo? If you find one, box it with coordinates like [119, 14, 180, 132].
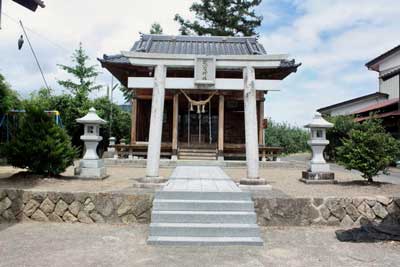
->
[174, 0, 263, 36]
[5, 104, 77, 176]
[57, 43, 102, 102]
[150, 22, 163, 34]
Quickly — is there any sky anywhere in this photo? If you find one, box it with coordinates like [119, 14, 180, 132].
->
[0, 0, 399, 126]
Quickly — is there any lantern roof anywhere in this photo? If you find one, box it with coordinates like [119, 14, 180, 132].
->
[304, 112, 333, 128]
[76, 107, 107, 125]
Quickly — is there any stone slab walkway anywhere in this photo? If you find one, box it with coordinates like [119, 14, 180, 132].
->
[0, 223, 399, 267]
[163, 166, 241, 192]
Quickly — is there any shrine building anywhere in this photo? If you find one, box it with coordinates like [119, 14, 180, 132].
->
[99, 34, 300, 180]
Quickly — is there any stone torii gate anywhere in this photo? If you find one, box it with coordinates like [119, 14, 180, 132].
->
[99, 34, 300, 187]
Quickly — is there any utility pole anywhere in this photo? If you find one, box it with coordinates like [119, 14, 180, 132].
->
[108, 76, 118, 136]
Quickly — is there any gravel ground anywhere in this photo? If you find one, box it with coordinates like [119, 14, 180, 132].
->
[0, 222, 399, 267]
[1, 156, 400, 197]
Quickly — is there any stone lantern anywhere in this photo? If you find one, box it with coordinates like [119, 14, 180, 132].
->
[74, 107, 107, 179]
[301, 112, 335, 184]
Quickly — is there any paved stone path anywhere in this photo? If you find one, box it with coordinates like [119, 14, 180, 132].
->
[163, 166, 241, 192]
[0, 223, 399, 267]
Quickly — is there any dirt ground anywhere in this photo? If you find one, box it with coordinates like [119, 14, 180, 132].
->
[0, 222, 399, 267]
[1, 159, 400, 197]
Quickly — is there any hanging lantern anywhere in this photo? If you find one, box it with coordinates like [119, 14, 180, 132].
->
[18, 35, 24, 50]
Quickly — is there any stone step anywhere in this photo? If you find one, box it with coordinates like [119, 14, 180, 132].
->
[178, 156, 216, 160]
[147, 236, 263, 246]
[179, 149, 217, 153]
[155, 191, 251, 201]
[153, 199, 254, 211]
[149, 223, 260, 237]
[178, 152, 217, 156]
[151, 211, 257, 224]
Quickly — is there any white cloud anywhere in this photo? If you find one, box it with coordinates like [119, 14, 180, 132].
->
[260, 0, 400, 125]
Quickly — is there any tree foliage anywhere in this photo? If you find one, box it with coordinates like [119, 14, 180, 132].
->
[150, 22, 163, 34]
[0, 74, 21, 156]
[0, 73, 20, 114]
[174, 0, 263, 36]
[325, 115, 359, 160]
[264, 119, 309, 154]
[57, 43, 102, 101]
[55, 43, 130, 152]
[27, 89, 130, 154]
[120, 85, 135, 103]
[336, 119, 400, 182]
[92, 97, 131, 152]
[4, 104, 77, 176]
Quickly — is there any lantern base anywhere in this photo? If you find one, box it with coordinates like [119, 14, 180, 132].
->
[300, 171, 336, 184]
[74, 159, 108, 179]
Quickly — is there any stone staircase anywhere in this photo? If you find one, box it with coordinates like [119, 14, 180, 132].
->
[147, 166, 263, 246]
[178, 148, 217, 160]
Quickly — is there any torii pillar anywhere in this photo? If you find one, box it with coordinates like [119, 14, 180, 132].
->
[240, 66, 267, 187]
[143, 64, 167, 182]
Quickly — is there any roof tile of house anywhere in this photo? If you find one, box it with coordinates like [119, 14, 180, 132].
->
[352, 98, 399, 114]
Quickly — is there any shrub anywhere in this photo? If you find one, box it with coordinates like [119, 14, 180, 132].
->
[336, 119, 400, 182]
[264, 119, 309, 154]
[5, 104, 77, 176]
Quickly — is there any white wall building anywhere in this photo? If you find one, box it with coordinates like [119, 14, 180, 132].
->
[366, 44, 400, 100]
[318, 44, 400, 116]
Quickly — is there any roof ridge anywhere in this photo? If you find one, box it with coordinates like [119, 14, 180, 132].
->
[140, 33, 259, 42]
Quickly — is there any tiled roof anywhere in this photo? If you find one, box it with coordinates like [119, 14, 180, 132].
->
[352, 98, 399, 114]
[317, 92, 389, 113]
[131, 34, 267, 55]
[101, 54, 130, 65]
[380, 66, 400, 81]
[355, 110, 400, 122]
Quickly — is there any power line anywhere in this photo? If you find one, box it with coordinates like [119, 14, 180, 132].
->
[19, 19, 50, 92]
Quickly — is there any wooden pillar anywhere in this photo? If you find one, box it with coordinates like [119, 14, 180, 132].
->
[240, 66, 265, 185]
[146, 64, 166, 178]
[130, 98, 137, 144]
[218, 95, 224, 161]
[171, 93, 179, 160]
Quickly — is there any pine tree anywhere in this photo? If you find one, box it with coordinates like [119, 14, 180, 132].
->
[57, 43, 102, 101]
[5, 104, 77, 176]
[174, 0, 263, 36]
[150, 22, 163, 34]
